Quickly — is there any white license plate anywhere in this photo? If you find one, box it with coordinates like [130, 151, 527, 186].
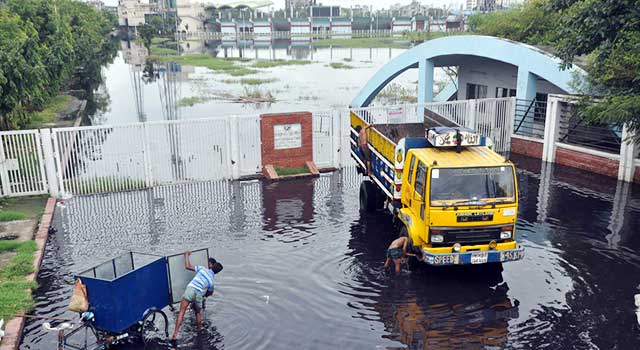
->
[470, 251, 488, 264]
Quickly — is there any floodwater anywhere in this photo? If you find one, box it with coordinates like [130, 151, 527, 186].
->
[89, 40, 447, 125]
[20, 155, 640, 349]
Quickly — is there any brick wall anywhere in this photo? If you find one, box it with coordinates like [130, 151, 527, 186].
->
[555, 146, 619, 178]
[260, 112, 313, 169]
[510, 136, 543, 158]
[634, 166, 640, 183]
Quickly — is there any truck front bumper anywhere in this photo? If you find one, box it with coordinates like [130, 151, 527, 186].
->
[422, 245, 525, 266]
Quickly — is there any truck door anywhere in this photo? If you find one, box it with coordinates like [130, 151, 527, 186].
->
[411, 161, 428, 222]
[403, 154, 417, 204]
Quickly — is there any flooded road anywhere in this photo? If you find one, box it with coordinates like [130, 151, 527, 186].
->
[20, 155, 640, 349]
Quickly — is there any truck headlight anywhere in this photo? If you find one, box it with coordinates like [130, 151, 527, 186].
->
[500, 231, 512, 239]
[431, 234, 443, 243]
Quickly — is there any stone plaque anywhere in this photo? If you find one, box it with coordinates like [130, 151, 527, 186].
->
[273, 123, 302, 150]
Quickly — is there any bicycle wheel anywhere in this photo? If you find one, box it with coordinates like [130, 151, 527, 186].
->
[140, 309, 169, 345]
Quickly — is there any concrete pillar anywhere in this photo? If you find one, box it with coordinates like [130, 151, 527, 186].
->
[607, 180, 631, 248]
[542, 95, 562, 163]
[227, 116, 241, 179]
[418, 58, 434, 104]
[39, 129, 59, 198]
[516, 68, 538, 135]
[618, 123, 637, 182]
[536, 161, 553, 224]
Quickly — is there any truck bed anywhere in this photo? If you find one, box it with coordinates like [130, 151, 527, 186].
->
[373, 123, 425, 143]
[372, 109, 460, 143]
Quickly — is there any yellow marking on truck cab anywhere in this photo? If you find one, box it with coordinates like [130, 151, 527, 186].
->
[410, 146, 508, 168]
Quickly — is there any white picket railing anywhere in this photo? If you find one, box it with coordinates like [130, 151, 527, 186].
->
[0, 130, 48, 196]
[0, 98, 518, 198]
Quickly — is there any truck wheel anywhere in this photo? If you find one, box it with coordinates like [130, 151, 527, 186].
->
[375, 186, 386, 210]
[399, 226, 422, 267]
[359, 181, 378, 213]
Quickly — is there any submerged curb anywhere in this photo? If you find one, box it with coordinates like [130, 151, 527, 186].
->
[0, 197, 56, 350]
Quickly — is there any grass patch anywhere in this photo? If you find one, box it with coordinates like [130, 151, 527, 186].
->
[0, 240, 38, 319]
[223, 78, 279, 85]
[178, 96, 209, 107]
[401, 31, 463, 42]
[152, 54, 258, 76]
[251, 59, 311, 68]
[150, 45, 179, 55]
[27, 94, 74, 128]
[312, 37, 410, 49]
[1, 241, 37, 278]
[328, 62, 354, 69]
[0, 211, 27, 222]
[0, 196, 47, 221]
[66, 177, 146, 195]
[377, 82, 418, 103]
[275, 166, 309, 176]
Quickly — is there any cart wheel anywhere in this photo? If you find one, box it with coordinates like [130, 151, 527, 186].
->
[141, 309, 169, 345]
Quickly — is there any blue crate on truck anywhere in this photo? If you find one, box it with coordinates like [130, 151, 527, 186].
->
[77, 252, 171, 333]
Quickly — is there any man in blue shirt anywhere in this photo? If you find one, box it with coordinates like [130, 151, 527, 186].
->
[171, 251, 223, 342]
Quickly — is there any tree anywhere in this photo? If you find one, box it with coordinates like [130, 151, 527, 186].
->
[138, 23, 156, 52]
[469, 0, 640, 141]
[0, 10, 48, 129]
[550, 0, 640, 141]
[0, 0, 117, 129]
[467, 0, 559, 46]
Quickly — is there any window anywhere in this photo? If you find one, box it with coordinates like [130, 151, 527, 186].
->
[495, 87, 516, 98]
[414, 162, 427, 197]
[430, 167, 516, 206]
[407, 155, 416, 184]
[466, 83, 488, 99]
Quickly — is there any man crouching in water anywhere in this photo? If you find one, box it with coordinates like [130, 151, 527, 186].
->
[384, 237, 418, 275]
[171, 251, 223, 343]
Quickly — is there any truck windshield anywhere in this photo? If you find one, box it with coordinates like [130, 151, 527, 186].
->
[430, 166, 515, 206]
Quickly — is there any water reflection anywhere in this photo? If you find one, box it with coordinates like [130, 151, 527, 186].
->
[20, 164, 640, 349]
[89, 40, 430, 125]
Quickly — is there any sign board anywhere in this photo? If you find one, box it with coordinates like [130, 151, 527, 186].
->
[426, 128, 487, 148]
[274, 123, 302, 150]
[167, 249, 209, 304]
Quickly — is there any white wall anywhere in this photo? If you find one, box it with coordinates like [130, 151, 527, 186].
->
[176, 0, 205, 32]
[331, 25, 352, 35]
[221, 24, 237, 35]
[118, 0, 150, 27]
[254, 24, 272, 35]
[291, 24, 310, 34]
[393, 23, 411, 33]
[456, 57, 567, 100]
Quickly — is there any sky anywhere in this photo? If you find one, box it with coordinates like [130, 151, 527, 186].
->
[101, 0, 466, 10]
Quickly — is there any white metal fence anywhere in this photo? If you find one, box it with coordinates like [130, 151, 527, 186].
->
[0, 130, 48, 196]
[0, 98, 517, 198]
[349, 98, 516, 153]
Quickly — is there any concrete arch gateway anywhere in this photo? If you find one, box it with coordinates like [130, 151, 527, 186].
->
[350, 35, 587, 107]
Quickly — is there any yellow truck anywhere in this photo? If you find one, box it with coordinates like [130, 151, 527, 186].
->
[350, 110, 524, 266]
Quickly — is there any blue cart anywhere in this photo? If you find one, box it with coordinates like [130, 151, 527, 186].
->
[61, 252, 172, 349]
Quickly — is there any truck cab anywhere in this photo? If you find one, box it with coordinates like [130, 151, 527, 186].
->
[397, 143, 523, 265]
[350, 111, 524, 266]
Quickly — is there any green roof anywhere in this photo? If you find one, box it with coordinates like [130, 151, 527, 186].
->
[352, 17, 372, 23]
[312, 18, 330, 25]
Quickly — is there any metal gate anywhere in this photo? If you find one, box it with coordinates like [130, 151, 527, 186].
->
[312, 111, 333, 168]
[236, 115, 262, 176]
[51, 118, 233, 196]
[0, 130, 48, 196]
